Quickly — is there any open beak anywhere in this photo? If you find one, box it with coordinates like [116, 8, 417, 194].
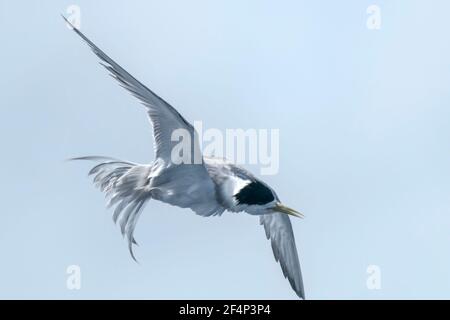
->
[274, 203, 304, 218]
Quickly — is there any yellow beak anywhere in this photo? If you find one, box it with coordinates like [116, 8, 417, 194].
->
[274, 203, 304, 218]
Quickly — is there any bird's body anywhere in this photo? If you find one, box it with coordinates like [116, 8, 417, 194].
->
[65, 16, 305, 299]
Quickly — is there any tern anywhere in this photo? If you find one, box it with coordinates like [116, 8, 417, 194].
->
[64, 16, 305, 299]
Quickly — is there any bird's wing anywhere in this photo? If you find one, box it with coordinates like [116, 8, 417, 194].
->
[64, 16, 200, 163]
[260, 213, 305, 299]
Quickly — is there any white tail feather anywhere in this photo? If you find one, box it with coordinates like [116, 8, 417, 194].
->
[71, 156, 151, 261]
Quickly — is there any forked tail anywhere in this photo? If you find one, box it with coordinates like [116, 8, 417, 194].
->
[71, 156, 152, 261]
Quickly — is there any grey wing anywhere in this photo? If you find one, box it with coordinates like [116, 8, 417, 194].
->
[260, 213, 305, 299]
[63, 16, 200, 163]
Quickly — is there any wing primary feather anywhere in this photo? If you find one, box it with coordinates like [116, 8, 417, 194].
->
[62, 15, 199, 162]
[260, 213, 305, 299]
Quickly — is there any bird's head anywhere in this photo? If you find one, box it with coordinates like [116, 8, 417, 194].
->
[234, 180, 303, 218]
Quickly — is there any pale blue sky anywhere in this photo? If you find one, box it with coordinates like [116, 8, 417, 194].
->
[1, 0, 449, 299]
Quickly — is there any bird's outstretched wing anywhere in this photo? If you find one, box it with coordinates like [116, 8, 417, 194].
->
[63, 16, 200, 163]
[260, 213, 305, 299]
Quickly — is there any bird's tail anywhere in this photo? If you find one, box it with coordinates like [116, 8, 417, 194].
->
[70, 156, 152, 261]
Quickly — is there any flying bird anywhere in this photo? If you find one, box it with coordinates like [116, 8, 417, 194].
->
[64, 16, 305, 299]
